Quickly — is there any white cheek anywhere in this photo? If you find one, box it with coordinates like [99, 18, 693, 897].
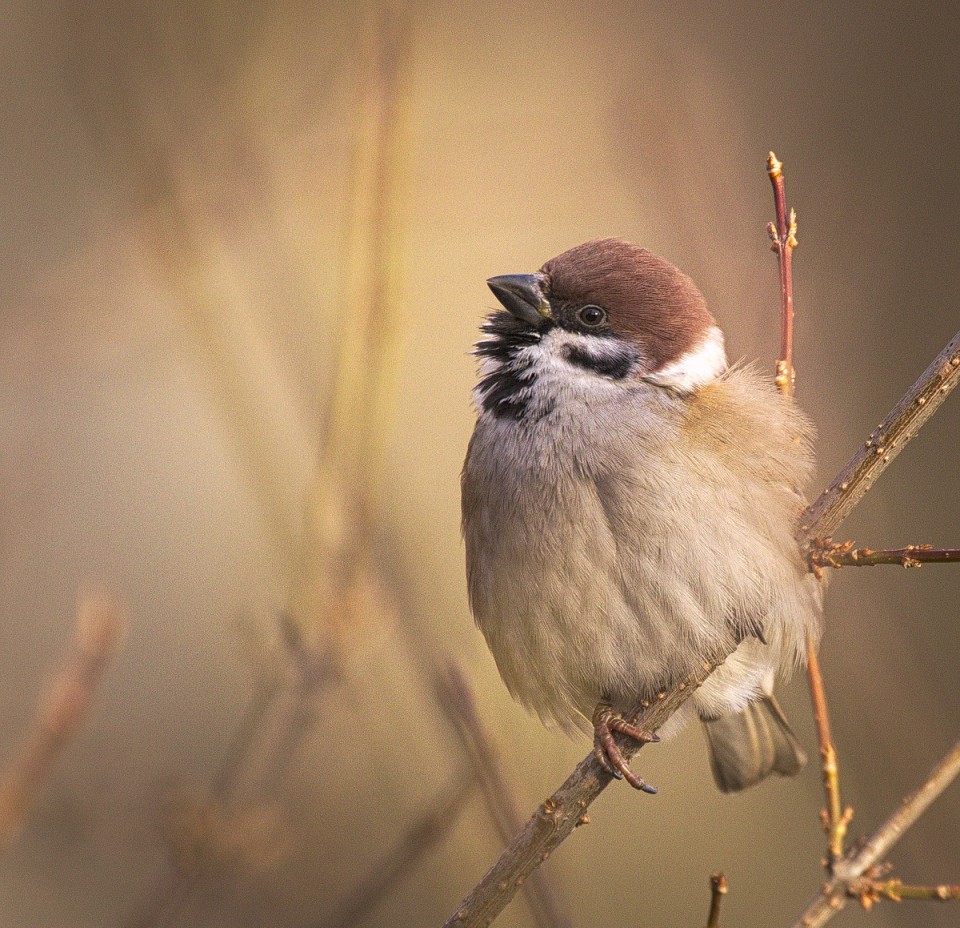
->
[645, 325, 728, 394]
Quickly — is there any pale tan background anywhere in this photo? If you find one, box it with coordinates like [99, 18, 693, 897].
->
[1, 2, 958, 927]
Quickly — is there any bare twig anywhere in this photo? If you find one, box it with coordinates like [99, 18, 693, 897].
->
[313, 775, 477, 928]
[436, 663, 572, 928]
[789, 739, 960, 928]
[766, 154, 850, 869]
[804, 641, 852, 868]
[0, 590, 126, 851]
[851, 877, 960, 909]
[767, 151, 799, 398]
[705, 873, 727, 928]
[810, 539, 960, 571]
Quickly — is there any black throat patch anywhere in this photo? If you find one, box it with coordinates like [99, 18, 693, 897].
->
[473, 312, 549, 421]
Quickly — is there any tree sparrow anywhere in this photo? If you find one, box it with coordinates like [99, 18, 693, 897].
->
[461, 238, 821, 793]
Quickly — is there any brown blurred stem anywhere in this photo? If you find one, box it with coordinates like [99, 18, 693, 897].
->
[789, 739, 960, 928]
[0, 591, 126, 851]
[705, 873, 727, 928]
[313, 774, 477, 928]
[436, 662, 572, 928]
[810, 540, 960, 571]
[767, 151, 798, 398]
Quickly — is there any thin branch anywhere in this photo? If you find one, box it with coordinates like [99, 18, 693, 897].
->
[705, 873, 727, 928]
[0, 590, 126, 851]
[313, 775, 477, 928]
[850, 878, 960, 909]
[805, 641, 852, 867]
[789, 739, 960, 928]
[801, 329, 960, 542]
[767, 151, 798, 398]
[810, 539, 960, 571]
[435, 662, 572, 928]
[442, 647, 729, 928]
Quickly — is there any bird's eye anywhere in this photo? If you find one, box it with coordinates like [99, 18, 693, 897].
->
[578, 305, 606, 327]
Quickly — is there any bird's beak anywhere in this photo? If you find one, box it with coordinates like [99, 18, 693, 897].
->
[486, 273, 552, 325]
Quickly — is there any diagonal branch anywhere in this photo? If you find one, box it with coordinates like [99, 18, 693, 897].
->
[801, 330, 960, 543]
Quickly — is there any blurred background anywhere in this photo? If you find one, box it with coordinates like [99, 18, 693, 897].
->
[1, 2, 957, 926]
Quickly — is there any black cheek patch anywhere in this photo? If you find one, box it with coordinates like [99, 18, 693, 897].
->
[564, 344, 634, 380]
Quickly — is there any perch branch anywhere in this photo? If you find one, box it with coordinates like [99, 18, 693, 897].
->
[705, 873, 727, 928]
[810, 539, 960, 571]
[441, 647, 729, 928]
[788, 739, 960, 928]
[0, 590, 126, 850]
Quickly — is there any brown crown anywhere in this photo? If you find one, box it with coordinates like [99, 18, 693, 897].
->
[540, 238, 715, 370]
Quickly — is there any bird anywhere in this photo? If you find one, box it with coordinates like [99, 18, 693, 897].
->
[461, 237, 822, 794]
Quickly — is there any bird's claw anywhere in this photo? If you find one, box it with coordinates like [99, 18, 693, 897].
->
[591, 702, 659, 794]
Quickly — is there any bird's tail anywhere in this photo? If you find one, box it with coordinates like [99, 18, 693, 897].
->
[701, 694, 806, 793]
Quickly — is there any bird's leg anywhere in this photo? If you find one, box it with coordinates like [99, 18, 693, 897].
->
[591, 701, 660, 794]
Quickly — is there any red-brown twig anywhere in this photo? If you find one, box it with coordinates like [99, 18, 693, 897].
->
[705, 873, 727, 928]
[768, 151, 798, 398]
[767, 152, 851, 870]
[0, 590, 126, 850]
[789, 739, 960, 928]
[810, 539, 960, 572]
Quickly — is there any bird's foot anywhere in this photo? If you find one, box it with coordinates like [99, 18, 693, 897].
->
[591, 701, 660, 794]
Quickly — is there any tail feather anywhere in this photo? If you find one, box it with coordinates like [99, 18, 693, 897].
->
[702, 694, 806, 794]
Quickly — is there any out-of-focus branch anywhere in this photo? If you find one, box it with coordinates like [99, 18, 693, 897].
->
[810, 539, 960, 571]
[436, 662, 571, 928]
[705, 873, 727, 928]
[313, 775, 477, 928]
[0, 590, 126, 851]
[789, 739, 960, 928]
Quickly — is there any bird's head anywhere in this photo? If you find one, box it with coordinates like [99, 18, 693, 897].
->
[485, 238, 727, 396]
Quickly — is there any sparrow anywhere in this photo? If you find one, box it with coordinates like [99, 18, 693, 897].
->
[461, 237, 822, 793]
